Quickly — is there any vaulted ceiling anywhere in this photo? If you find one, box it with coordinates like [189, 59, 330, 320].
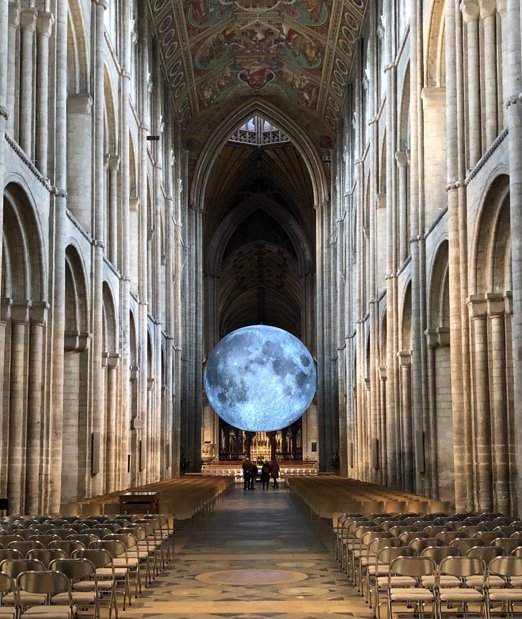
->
[148, 0, 367, 139]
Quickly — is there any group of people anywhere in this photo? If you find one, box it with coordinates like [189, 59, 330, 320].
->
[242, 458, 280, 490]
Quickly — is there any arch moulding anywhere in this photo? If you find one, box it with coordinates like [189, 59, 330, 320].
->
[190, 99, 330, 210]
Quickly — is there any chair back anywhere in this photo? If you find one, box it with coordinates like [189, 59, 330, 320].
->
[489, 556, 522, 578]
[27, 549, 67, 567]
[94, 540, 126, 559]
[28, 524, 57, 534]
[408, 537, 444, 553]
[421, 545, 461, 563]
[65, 534, 98, 546]
[435, 530, 465, 544]
[0, 572, 15, 600]
[28, 534, 60, 547]
[493, 538, 522, 554]
[439, 556, 486, 578]
[50, 558, 96, 582]
[0, 536, 23, 546]
[475, 531, 505, 544]
[389, 556, 436, 579]
[0, 549, 21, 562]
[0, 558, 45, 579]
[72, 548, 113, 569]
[466, 545, 505, 561]
[49, 539, 86, 555]
[17, 569, 71, 597]
[8, 541, 44, 556]
[449, 537, 485, 554]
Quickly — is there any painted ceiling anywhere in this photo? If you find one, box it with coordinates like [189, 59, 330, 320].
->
[148, 0, 367, 136]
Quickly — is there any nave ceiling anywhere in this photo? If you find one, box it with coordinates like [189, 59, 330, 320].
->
[147, 0, 367, 144]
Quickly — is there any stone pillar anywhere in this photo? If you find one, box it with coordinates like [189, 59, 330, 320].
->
[90, 0, 107, 497]
[108, 154, 119, 266]
[19, 7, 37, 157]
[480, 0, 498, 145]
[506, 0, 522, 515]
[497, 0, 507, 128]
[469, 295, 492, 511]
[384, 0, 399, 487]
[398, 351, 413, 491]
[0, 0, 8, 298]
[26, 304, 47, 514]
[425, 330, 438, 497]
[49, 0, 68, 514]
[105, 354, 120, 493]
[118, 0, 131, 490]
[395, 151, 409, 264]
[461, 0, 481, 167]
[35, 11, 53, 176]
[487, 293, 510, 513]
[6, 1, 19, 137]
[8, 303, 29, 515]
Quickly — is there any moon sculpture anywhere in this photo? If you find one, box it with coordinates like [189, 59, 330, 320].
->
[204, 325, 316, 432]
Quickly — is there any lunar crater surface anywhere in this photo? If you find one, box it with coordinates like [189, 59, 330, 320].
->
[204, 325, 316, 431]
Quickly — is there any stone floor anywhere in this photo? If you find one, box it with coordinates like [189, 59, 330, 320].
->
[119, 483, 372, 619]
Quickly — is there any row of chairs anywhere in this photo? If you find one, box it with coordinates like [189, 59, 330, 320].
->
[0, 512, 175, 617]
[381, 555, 522, 619]
[335, 510, 522, 618]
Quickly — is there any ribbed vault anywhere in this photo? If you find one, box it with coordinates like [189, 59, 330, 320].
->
[204, 115, 315, 342]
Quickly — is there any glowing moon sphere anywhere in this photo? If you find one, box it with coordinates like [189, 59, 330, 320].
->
[204, 325, 316, 432]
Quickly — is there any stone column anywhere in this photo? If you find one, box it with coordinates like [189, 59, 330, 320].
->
[105, 354, 120, 493]
[480, 0, 499, 145]
[425, 329, 438, 497]
[26, 303, 47, 514]
[497, 0, 507, 128]
[506, 0, 522, 514]
[461, 0, 481, 167]
[469, 295, 492, 511]
[8, 303, 29, 515]
[0, 0, 8, 299]
[90, 0, 107, 497]
[398, 351, 413, 490]
[6, 1, 19, 137]
[395, 151, 409, 264]
[108, 154, 119, 266]
[487, 293, 509, 513]
[19, 7, 37, 157]
[118, 0, 131, 490]
[49, 0, 68, 514]
[35, 11, 53, 176]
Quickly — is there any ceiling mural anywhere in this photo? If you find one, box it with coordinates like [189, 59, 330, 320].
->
[148, 0, 367, 134]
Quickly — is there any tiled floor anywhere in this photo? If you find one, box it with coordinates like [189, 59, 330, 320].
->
[120, 483, 372, 618]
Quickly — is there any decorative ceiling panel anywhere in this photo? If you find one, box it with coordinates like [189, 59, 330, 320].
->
[148, 0, 367, 133]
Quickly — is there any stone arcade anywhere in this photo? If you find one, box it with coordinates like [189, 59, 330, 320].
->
[1, 0, 522, 520]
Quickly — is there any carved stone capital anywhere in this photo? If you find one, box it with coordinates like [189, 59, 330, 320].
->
[11, 301, 30, 323]
[496, 0, 507, 15]
[8, 2, 20, 28]
[397, 351, 411, 366]
[67, 94, 92, 115]
[19, 7, 37, 32]
[0, 105, 8, 120]
[479, 0, 497, 18]
[1, 298, 12, 322]
[36, 11, 54, 37]
[437, 326, 451, 347]
[395, 150, 409, 167]
[486, 292, 505, 317]
[30, 302, 49, 325]
[94, 0, 108, 9]
[460, 0, 480, 22]
[467, 294, 487, 318]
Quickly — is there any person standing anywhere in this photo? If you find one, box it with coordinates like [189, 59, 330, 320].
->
[242, 458, 252, 491]
[250, 462, 258, 489]
[270, 458, 280, 489]
[261, 460, 271, 490]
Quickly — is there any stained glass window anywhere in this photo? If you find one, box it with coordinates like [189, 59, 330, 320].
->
[229, 115, 289, 146]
